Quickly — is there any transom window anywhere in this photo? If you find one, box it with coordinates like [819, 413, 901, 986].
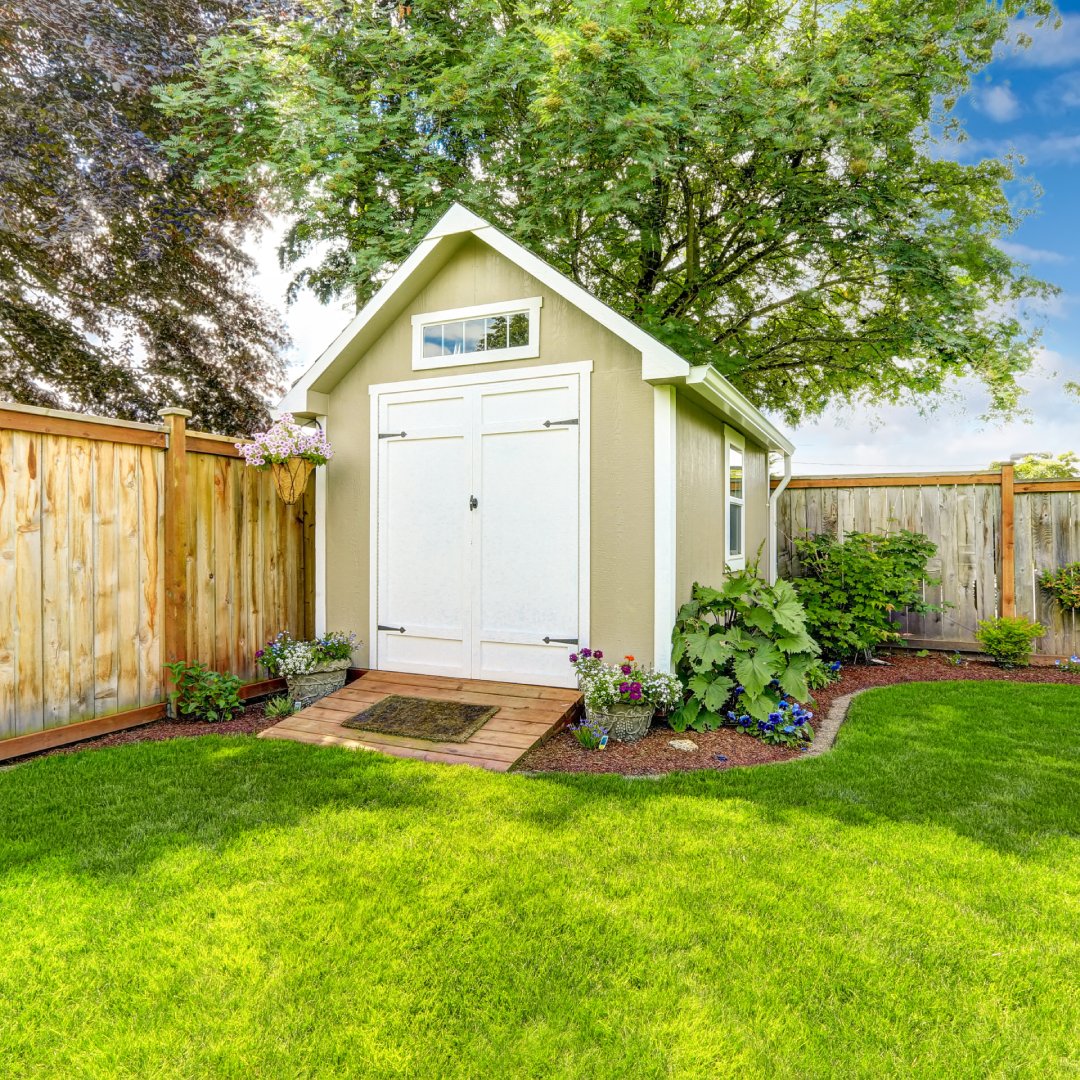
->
[412, 297, 542, 370]
[726, 431, 745, 569]
[422, 311, 530, 359]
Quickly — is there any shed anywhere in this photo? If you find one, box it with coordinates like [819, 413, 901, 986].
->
[280, 204, 794, 688]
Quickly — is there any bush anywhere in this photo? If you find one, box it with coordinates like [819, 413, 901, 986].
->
[805, 659, 842, 691]
[1039, 562, 1080, 610]
[975, 616, 1045, 668]
[791, 530, 941, 661]
[264, 695, 297, 719]
[670, 570, 820, 732]
[164, 661, 242, 722]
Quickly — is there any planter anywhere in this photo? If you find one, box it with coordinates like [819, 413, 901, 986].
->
[285, 660, 349, 708]
[586, 701, 655, 743]
[271, 457, 315, 505]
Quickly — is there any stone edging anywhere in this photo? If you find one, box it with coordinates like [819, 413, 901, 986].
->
[798, 689, 867, 759]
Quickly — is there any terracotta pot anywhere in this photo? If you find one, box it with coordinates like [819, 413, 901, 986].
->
[271, 457, 315, 504]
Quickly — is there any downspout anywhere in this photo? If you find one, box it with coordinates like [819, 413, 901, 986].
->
[767, 452, 793, 584]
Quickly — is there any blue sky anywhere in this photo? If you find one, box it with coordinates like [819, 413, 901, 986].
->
[252, 9, 1080, 475]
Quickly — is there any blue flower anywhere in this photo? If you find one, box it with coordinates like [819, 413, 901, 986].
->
[829, 660, 842, 672]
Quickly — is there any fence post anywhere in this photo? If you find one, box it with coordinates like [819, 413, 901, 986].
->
[1000, 462, 1016, 618]
[159, 408, 192, 667]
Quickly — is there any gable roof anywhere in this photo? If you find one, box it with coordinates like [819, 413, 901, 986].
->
[280, 203, 794, 454]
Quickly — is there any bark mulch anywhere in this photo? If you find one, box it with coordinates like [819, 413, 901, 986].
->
[515, 651, 1080, 777]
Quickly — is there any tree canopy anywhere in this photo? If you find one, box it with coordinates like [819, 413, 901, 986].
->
[0, 0, 288, 434]
[993, 451, 1080, 480]
[159, 0, 1059, 424]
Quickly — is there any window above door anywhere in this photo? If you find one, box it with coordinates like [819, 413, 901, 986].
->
[412, 297, 542, 370]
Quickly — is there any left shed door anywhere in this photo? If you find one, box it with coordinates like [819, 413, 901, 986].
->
[376, 387, 471, 678]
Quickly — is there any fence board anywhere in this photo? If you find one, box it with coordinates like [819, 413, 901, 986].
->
[0, 404, 314, 750]
[778, 473, 1080, 655]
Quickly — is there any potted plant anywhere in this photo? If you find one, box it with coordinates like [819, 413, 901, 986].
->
[257, 630, 359, 707]
[237, 414, 334, 505]
[570, 651, 683, 743]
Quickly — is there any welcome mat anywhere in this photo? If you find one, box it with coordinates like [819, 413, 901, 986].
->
[341, 695, 498, 743]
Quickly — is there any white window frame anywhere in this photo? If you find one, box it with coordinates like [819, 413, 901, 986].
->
[725, 426, 746, 571]
[411, 296, 542, 370]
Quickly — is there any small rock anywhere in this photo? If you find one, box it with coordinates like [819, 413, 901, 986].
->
[668, 738, 698, 752]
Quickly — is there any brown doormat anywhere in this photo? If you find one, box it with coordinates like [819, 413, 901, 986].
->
[341, 695, 498, 743]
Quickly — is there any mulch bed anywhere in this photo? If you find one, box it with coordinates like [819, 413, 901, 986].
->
[10, 651, 1080, 773]
[515, 651, 1080, 777]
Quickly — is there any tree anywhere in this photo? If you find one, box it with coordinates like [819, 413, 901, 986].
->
[158, 0, 1059, 423]
[993, 451, 1080, 480]
[0, 0, 288, 435]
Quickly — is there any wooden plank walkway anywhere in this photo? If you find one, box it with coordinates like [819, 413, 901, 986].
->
[258, 670, 582, 771]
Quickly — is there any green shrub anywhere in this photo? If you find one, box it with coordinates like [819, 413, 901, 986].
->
[264, 695, 297, 719]
[164, 661, 242, 722]
[1039, 562, 1080, 611]
[975, 616, 1045, 668]
[791, 530, 941, 661]
[669, 569, 820, 732]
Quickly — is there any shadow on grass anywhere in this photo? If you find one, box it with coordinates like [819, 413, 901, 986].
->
[521, 681, 1080, 858]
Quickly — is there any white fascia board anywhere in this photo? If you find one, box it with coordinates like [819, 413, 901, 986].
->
[681, 365, 795, 455]
[472, 225, 692, 381]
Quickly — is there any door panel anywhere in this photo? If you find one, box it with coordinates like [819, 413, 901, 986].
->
[377, 393, 470, 677]
[375, 373, 581, 687]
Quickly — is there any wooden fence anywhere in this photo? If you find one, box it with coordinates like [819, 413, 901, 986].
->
[0, 402, 314, 760]
[776, 466, 1080, 656]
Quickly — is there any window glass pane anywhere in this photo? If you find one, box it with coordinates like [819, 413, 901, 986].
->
[728, 502, 743, 557]
[485, 315, 508, 350]
[463, 318, 487, 353]
[509, 311, 530, 347]
[442, 320, 464, 355]
[729, 447, 743, 500]
[422, 324, 444, 358]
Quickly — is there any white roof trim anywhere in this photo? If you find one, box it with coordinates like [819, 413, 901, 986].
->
[279, 202, 792, 452]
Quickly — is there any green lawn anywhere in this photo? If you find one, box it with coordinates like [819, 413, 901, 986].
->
[1, 682, 1078, 1079]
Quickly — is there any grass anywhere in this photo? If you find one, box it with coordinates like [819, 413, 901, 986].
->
[0, 682, 1078, 1079]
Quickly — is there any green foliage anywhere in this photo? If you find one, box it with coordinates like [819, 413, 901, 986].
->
[805, 659, 842, 692]
[164, 660, 242, 722]
[264, 695, 298, 719]
[992, 452, 1080, 480]
[1039, 562, 1080, 611]
[0, 0, 286, 434]
[791, 531, 941, 661]
[157, 0, 1057, 423]
[670, 571, 820, 732]
[975, 616, 1045, 668]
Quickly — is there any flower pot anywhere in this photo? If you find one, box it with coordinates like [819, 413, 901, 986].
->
[285, 660, 349, 708]
[271, 457, 315, 505]
[586, 701, 655, 743]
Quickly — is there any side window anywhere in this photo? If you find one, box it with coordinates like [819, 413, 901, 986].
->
[726, 434, 745, 569]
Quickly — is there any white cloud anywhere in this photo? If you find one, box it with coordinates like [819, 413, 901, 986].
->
[999, 14, 1080, 69]
[973, 83, 1021, 122]
[996, 240, 1070, 265]
[1035, 70, 1080, 112]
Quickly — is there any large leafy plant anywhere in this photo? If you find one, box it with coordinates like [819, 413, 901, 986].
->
[670, 572, 820, 732]
[791, 531, 940, 661]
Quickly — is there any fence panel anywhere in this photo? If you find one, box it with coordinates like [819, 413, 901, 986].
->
[776, 469, 1080, 656]
[0, 402, 314, 757]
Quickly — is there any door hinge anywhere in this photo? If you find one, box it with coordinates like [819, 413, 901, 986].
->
[469, 495, 479, 511]
[378, 624, 406, 633]
[543, 418, 578, 428]
[543, 636, 579, 645]
[378, 431, 407, 439]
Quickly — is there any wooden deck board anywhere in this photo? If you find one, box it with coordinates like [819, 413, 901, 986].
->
[259, 670, 581, 771]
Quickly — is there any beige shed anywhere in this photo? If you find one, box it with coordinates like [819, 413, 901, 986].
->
[280, 204, 794, 688]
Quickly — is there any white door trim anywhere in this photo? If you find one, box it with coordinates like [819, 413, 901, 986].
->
[369, 363, 591, 683]
[653, 386, 677, 673]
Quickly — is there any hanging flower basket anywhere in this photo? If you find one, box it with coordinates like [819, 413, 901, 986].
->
[237, 414, 333, 504]
[271, 457, 316, 505]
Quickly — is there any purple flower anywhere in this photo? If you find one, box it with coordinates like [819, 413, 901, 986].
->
[593, 650, 603, 659]
[621, 664, 632, 675]
[569, 653, 578, 663]
[255, 650, 264, 659]
[580, 647, 592, 659]
[619, 682, 630, 694]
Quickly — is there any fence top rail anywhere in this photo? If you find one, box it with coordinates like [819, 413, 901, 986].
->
[774, 471, 1003, 489]
[0, 399, 253, 454]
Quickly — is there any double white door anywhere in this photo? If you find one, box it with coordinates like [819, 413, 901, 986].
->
[375, 371, 583, 687]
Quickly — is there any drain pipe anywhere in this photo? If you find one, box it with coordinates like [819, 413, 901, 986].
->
[767, 452, 793, 584]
